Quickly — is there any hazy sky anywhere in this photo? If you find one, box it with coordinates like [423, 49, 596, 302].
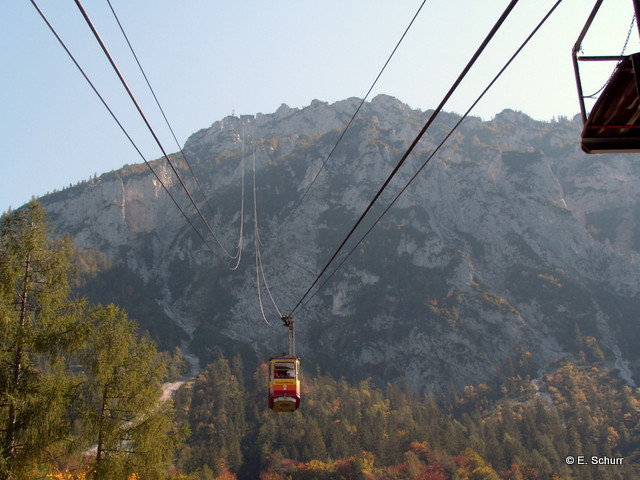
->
[1, 0, 638, 212]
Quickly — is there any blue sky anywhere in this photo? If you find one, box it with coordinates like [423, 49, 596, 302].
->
[1, 0, 638, 212]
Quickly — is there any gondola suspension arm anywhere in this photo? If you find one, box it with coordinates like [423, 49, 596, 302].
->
[281, 315, 295, 357]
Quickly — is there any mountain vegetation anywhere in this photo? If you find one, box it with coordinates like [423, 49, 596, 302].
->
[0, 202, 178, 479]
[168, 351, 639, 480]
[2, 203, 637, 479]
[0, 201, 85, 478]
[38, 96, 640, 399]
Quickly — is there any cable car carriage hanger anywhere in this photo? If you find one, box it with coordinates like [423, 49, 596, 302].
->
[573, 0, 640, 153]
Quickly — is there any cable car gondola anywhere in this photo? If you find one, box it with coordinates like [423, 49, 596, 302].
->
[268, 316, 301, 412]
[268, 356, 301, 412]
[573, 0, 640, 153]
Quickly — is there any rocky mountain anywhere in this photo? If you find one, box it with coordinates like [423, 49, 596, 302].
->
[39, 95, 640, 395]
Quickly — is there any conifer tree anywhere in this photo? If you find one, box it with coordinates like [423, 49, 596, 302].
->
[0, 201, 85, 479]
[80, 304, 177, 480]
[301, 418, 326, 461]
[180, 353, 248, 475]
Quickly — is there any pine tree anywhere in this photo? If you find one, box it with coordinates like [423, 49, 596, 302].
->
[0, 201, 86, 479]
[181, 353, 248, 475]
[80, 304, 177, 480]
[301, 418, 326, 461]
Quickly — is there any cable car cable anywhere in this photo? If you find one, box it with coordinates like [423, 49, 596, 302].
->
[73, 0, 243, 270]
[267, 0, 428, 263]
[292, 0, 565, 316]
[27, 0, 229, 265]
[285, 0, 429, 218]
[105, 0, 244, 261]
[288, 0, 520, 316]
[252, 141, 283, 325]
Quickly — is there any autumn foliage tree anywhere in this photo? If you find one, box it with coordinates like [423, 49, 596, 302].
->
[172, 351, 640, 480]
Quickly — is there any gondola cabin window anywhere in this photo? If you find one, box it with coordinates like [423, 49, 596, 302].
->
[275, 362, 295, 378]
[268, 357, 301, 412]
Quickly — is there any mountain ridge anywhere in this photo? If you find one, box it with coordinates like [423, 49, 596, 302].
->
[37, 94, 640, 395]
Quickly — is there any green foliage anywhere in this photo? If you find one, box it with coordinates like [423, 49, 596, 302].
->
[162, 347, 191, 382]
[0, 201, 87, 478]
[176, 353, 248, 476]
[80, 304, 178, 480]
[0, 203, 183, 479]
[2, 203, 638, 479]
[71, 247, 110, 287]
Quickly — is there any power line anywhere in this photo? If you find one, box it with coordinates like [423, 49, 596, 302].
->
[72, 0, 243, 270]
[293, 0, 566, 316]
[105, 0, 244, 261]
[288, 0, 520, 316]
[28, 0, 228, 265]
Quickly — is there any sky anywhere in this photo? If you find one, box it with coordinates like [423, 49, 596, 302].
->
[1, 0, 638, 213]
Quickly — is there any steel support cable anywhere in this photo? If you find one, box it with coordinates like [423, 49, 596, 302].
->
[252, 141, 270, 325]
[233, 126, 247, 264]
[255, 143, 284, 319]
[287, 0, 429, 217]
[293, 0, 565, 316]
[254, 219, 272, 326]
[288, 0, 520, 316]
[267, 0, 428, 261]
[257, 235, 284, 319]
[105, 0, 243, 261]
[252, 143, 282, 325]
[73, 0, 242, 270]
[28, 0, 227, 265]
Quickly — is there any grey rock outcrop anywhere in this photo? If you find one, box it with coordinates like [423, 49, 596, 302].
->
[39, 96, 640, 394]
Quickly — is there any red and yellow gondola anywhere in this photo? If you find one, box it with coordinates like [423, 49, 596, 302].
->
[268, 356, 300, 412]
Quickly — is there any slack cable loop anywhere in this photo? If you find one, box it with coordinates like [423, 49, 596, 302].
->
[73, 0, 242, 270]
[254, 157, 272, 326]
[106, 0, 231, 240]
[253, 142, 283, 325]
[29, 0, 227, 265]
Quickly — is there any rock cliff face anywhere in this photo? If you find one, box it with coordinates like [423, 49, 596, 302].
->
[40, 95, 640, 394]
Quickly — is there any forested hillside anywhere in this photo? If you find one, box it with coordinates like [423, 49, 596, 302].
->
[1, 203, 638, 479]
[5, 95, 640, 478]
[39, 96, 640, 397]
[171, 350, 640, 480]
[0, 203, 180, 479]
